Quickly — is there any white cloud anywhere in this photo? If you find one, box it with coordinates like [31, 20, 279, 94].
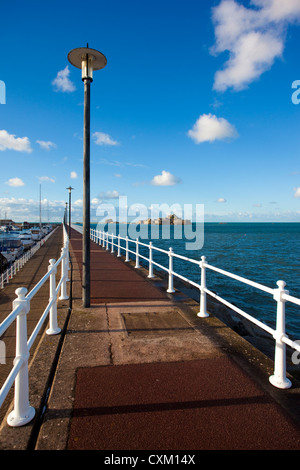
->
[5, 177, 25, 187]
[217, 197, 227, 203]
[36, 140, 57, 150]
[151, 170, 182, 186]
[70, 171, 78, 179]
[253, 0, 300, 22]
[114, 173, 122, 178]
[91, 197, 100, 206]
[188, 113, 238, 143]
[294, 187, 300, 198]
[0, 197, 82, 222]
[211, 0, 300, 92]
[52, 66, 76, 93]
[73, 199, 83, 207]
[93, 132, 119, 146]
[0, 130, 32, 153]
[39, 176, 56, 183]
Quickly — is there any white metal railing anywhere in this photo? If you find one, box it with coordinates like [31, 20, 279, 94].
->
[90, 227, 300, 390]
[0, 224, 70, 427]
[0, 227, 58, 289]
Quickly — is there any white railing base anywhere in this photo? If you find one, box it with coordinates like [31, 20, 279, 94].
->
[58, 294, 69, 300]
[7, 405, 35, 428]
[269, 375, 292, 390]
[197, 311, 209, 318]
[46, 327, 61, 336]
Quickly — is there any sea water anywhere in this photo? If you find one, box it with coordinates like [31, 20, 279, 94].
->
[90, 222, 300, 340]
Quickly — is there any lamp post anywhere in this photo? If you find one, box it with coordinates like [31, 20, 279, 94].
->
[66, 186, 74, 239]
[64, 202, 68, 226]
[68, 44, 107, 308]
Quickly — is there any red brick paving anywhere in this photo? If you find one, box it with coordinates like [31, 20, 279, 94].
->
[68, 358, 300, 450]
[70, 228, 168, 303]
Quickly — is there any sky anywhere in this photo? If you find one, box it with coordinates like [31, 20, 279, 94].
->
[0, 0, 300, 223]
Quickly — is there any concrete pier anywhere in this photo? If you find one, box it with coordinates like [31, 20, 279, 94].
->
[0, 226, 300, 450]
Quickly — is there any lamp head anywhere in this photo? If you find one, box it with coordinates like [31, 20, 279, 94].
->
[68, 45, 107, 81]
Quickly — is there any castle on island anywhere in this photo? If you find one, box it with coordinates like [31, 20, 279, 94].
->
[104, 214, 192, 225]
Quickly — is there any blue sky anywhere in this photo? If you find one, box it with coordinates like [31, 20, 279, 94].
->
[0, 0, 300, 223]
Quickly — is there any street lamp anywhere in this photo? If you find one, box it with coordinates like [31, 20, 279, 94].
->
[68, 44, 107, 308]
[66, 186, 74, 239]
[64, 202, 68, 226]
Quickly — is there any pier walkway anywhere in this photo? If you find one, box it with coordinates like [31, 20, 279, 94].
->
[1, 226, 300, 451]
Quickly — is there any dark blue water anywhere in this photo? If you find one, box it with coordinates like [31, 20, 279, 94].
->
[91, 222, 300, 340]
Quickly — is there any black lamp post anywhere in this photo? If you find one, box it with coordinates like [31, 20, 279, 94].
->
[64, 202, 68, 226]
[68, 44, 107, 308]
[66, 186, 74, 239]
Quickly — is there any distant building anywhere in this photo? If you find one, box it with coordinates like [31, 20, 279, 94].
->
[0, 219, 14, 227]
[21, 221, 31, 229]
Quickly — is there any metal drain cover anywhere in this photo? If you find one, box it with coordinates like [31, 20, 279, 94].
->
[121, 311, 195, 337]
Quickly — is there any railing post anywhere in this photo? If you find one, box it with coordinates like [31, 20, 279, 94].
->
[148, 242, 154, 278]
[269, 280, 292, 389]
[7, 288, 35, 427]
[46, 259, 61, 336]
[111, 234, 114, 253]
[106, 233, 109, 251]
[59, 247, 69, 300]
[167, 247, 175, 293]
[135, 239, 140, 268]
[125, 236, 130, 262]
[117, 234, 121, 257]
[198, 256, 209, 318]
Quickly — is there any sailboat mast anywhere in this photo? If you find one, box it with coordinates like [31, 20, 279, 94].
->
[39, 184, 42, 228]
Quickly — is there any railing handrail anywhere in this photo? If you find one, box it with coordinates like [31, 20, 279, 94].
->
[89, 226, 300, 390]
[203, 261, 274, 295]
[0, 223, 70, 427]
[26, 251, 64, 301]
